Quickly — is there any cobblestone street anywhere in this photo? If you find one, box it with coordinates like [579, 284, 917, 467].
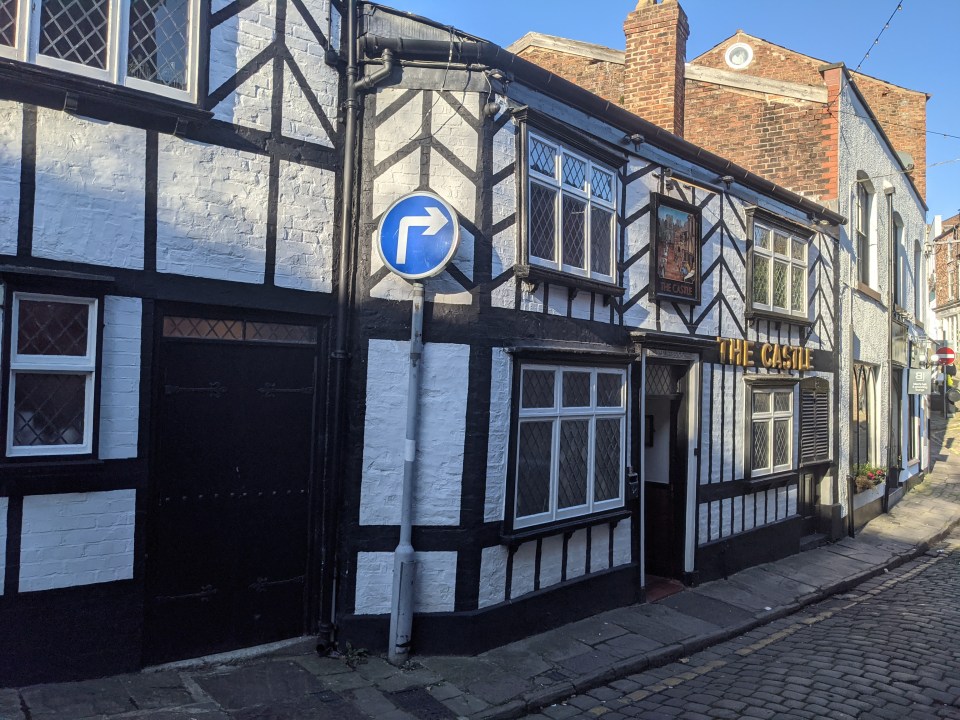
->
[526, 529, 960, 720]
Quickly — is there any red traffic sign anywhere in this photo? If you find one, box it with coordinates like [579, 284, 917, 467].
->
[934, 347, 956, 365]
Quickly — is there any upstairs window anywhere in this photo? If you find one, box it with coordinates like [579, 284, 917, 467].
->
[0, 0, 200, 102]
[527, 132, 617, 284]
[751, 221, 808, 319]
[6, 293, 98, 457]
[855, 176, 874, 288]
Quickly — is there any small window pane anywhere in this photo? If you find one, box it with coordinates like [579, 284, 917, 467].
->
[591, 207, 613, 276]
[0, 0, 17, 47]
[591, 167, 613, 203]
[12, 373, 86, 447]
[594, 418, 621, 501]
[754, 225, 770, 249]
[40, 0, 111, 69]
[163, 316, 243, 340]
[128, 0, 191, 90]
[753, 391, 770, 414]
[773, 261, 788, 308]
[17, 300, 89, 356]
[561, 154, 586, 191]
[530, 138, 556, 177]
[561, 195, 586, 269]
[516, 421, 553, 518]
[597, 373, 623, 407]
[773, 419, 790, 466]
[791, 265, 805, 312]
[558, 420, 588, 509]
[792, 238, 805, 261]
[774, 392, 791, 412]
[774, 232, 789, 256]
[521, 369, 555, 409]
[752, 421, 769, 470]
[752, 255, 769, 304]
[529, 182, 556, 262]
[245, 321, 317, 345]
[561, 371, 590, 407]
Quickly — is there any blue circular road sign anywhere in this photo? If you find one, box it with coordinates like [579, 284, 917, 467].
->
[376, 191, 460, 280]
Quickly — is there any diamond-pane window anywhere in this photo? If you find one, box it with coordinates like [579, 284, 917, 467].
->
[751, 220, 809, 319]
[561, 195, 586, 269]
[9, 294, 97, 457]
[39, 0, 110, 68]
[753, 392, 770, 413]
[751, 387, 794, 476]
[773, 419, 790, 466]
[774, 392, 791, 412]
[128, 0, 190, 90]
[529, 182, 556, 262]
[527, 131, 617, 281]
[514, 365, 626, 529]
[645, 364, 675, 397]
[0, 0, 16, 47]
[752, 421, 769, 471]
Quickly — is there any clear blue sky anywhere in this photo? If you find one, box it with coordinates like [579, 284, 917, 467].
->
[385, 0, 959, 222]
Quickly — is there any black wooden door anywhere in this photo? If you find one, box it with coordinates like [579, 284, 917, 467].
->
[145, 316, 319, 665]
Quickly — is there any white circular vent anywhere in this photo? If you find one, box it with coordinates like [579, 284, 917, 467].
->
[725, 42, 753, 70]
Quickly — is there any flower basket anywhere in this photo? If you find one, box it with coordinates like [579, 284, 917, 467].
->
[853, 464, 886, 493]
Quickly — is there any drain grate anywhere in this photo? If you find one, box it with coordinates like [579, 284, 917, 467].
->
[388, 687, 458, 719]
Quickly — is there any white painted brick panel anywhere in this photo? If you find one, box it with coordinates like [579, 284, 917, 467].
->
[478, 545, 508, 608]
[484, 348, 511, 523]
[19, 490, 135, 592]
[0, 497, 7, 594]
[0, 100, 21, 256]
[360, 340, 467, 526]
[354, 551, 457, 614]
[209, 0, 275, 130]
[33, 109, 144, 269]
[566, 529, 587, 579]
[282, 0, 337, 147]
[613, 518, 632, 566]
[99, 297, 142, 460]
[590, 523, 609, 572]
[538, 534, 563, 590]
[274, 161, 334, 293]
[157, 135, 269, 284]
[510, 541, 536, 599]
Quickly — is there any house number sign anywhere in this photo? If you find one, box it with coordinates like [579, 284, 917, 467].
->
[716, 337, 814, 371]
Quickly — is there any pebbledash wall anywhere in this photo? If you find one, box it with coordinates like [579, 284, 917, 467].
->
[333, 4, 842, 655]
[0, 0, 341, 684]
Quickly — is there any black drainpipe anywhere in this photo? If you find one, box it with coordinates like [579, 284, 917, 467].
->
[316, 0, 394, 652]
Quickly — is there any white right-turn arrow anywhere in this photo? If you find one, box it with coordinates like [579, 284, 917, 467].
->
[396, 207, 449, 264]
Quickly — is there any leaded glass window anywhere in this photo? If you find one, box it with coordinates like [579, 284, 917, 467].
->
[750, 386, 794, 475]
[514, 365, 626, 528]
[527, 132, 617, 282]
[0, 0, 19, 49]
[8, 293, 97, 457]
[751, 220, 808, 319]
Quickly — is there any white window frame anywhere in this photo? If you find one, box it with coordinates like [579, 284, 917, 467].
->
[750, 386, 794, 476]
[7, 293, 98, 457]
[1, 0, 201, 102]
[527, 132, 617, 284]
[513, 364, 626, 529]
[751, 221, 809, 319]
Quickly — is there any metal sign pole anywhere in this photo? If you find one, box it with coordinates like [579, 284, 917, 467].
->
[389, 281, 424, 664]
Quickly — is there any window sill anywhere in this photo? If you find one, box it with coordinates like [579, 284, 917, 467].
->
[516, 264, 625, 302]
[745, 308, 812, 327]
[745, 469, 799, 490]
[0, 59, 211, 128]
[502, 507, 631, 548]
[0, 457, 103, 472]
[856, 283, 884, 306]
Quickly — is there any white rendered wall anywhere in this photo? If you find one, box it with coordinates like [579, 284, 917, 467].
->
[0, 100, 21, 256]
[354, 551, 456, 614]
[19, 490, 135, 592]
[99, 297, 142, 460]
[156, 135, 269, 284]
[274, 160, 335, 293]
[360, 340, 468, 526]
[32, 109, 144, 269]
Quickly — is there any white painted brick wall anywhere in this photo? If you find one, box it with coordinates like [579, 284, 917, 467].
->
[33, 109, 145, 269]
[510, 540, 536, 599]
[478, 545, 508, 608]
[538, 534, 563, 589]
[99, 297, 142, 460]
[209, 0, 275, 130]
[484, 348, 511, 522]
[0, 100, 21, 256]
[566, 529, 587, 579]
[360, 340, 468, 526]
[0, 496, 7, 595]
[283, 0, 337, 147]
[274, 160, 334, 293]
[157, 135, 269, 284]
[590, 523, 610, 572]
[354, 551, 457, 614]
[612, 518, 632, 566]
[19, 490, 135, 592]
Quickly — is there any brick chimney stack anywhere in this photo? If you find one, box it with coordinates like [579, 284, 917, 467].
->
[623, 0, 689, 137]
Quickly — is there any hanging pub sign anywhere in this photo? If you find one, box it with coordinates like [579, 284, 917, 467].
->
[650, 193, 701, 304]
[716, 337, 814, 371]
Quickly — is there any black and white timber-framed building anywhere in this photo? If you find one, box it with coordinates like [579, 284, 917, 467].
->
[0, 0, 846, 684]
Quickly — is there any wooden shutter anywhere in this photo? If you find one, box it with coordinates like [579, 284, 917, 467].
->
[800, 384, 830, 465]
